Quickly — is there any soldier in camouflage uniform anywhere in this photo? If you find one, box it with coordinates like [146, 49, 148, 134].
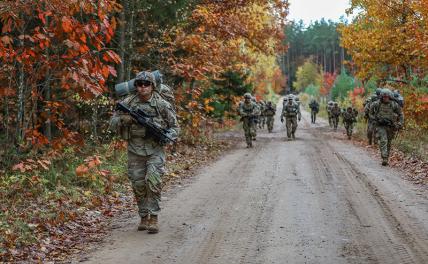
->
[369, 89, 404, 166]
[264, 101, 276, 133]
[110, 71, 179, 233]
[281, 97, 301, 140]
[239, 93, 260, 147]
[342, 106, 357, 139]
[331, 102, 341, 131]
[309, 99, 320, 124]
[327, 101, 334, 127]
[258, 101, 266, 129]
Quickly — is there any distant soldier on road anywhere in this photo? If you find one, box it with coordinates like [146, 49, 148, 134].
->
[331, 102, 341, 131]
[110, 71, 179, 233]
[258, 100, 266, 129]
[264, 101, 276, 133]
[369, 89, 404, 166]
[281, 97, 301, 140]
[309, 99, 320, 124]
[327, 101, 334, 127]
[239, 93, 260, 147]
[342, 106, 357, 139]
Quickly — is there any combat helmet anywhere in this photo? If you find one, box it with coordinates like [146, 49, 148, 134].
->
[380, 88, 392, 98]
[328, 101, 333, 105]
[243, 93, 252, 99]
[134, 71, 156, 87]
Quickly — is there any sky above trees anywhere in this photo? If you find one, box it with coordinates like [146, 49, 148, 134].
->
[288, 0, 352, 25]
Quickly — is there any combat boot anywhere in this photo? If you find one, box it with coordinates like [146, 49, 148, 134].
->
[381, 157, 389, 166]
[147, 215, 159, 234]
[138, 215, 149, 231]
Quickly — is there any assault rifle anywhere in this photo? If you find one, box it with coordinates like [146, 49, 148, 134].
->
[116, 102, 176, 144]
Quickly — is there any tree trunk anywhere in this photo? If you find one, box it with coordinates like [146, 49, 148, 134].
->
[125, 0, 136, 80]
[117, 0, 127, 83]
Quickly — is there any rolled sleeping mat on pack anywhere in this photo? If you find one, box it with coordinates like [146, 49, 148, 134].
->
[114, 79, 136, 97]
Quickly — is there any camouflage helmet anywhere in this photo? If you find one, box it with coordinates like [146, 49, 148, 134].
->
[134, 71, 156, 86]
[375, 88, 382, 96]
[243, 93, 252, 99]
[380, 88, 392, 98]
[333, 102, 338, 106]
[328, 101, 333, 105]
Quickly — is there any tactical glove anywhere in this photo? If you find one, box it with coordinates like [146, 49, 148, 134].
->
[121, 115, 133, 125]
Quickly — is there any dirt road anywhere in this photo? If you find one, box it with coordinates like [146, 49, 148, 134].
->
[79, 103, 428, 264]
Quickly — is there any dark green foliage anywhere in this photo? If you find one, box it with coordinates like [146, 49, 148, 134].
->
[203, 71, 253, 118]
[282, 19, 351, 91]
[331, 70, 355, 100]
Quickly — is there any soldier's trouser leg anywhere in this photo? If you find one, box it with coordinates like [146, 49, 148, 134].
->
[243, 121, 252, 146]
[367, 121, 374, 144]
[376, 126, 394, 159]
[286, 118, 292, 138]
[250, 121, 257, 139]
[328, 114, 332, 127]
[333, 117, 339, 130]
[128, 151, 165, 217]
[267, 116, 274, 132]
[291, 117, 298, 138]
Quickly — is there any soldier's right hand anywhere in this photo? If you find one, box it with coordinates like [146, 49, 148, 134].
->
[121, 115, 133, 125]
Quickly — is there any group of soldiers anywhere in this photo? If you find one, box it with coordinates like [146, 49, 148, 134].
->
[239, 87, 404, 166]
[325, 101, 359, 138]
[238, 93, 277, 148]
[238, 93, 302, 147]
[110, 68, 405, 233]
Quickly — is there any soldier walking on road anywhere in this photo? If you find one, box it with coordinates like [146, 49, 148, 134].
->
[342, 106, 357, 139]
[264, 101, 276, 133]
[281, 97, 301, 140]
[327, 101, 334, 127]
[110, 71, 179, 233]
[309, 99, 320, 124]
[239, 93, 260, 147]
[331, 102, 341, 131]
[369, 89, 404, 166]
[258, 101, 266, 129]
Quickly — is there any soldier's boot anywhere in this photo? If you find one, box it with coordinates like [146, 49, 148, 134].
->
[246, 137, 252, 148]
[138, 215, 149, 231]
[147, 215, 159, 234]
[381, 157, 389, 166]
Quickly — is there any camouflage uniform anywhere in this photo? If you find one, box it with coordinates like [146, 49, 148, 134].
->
[258, 101, 266, 129]
[342, 107, 357, 139]
[331, 103, 341, 130]
[309, 100, 319, 124]
[281, 99, 301, 140]
[264, 101, 276, 133]
[369, 90, 404, 165]
[327, 101, 334, 127]
[239, 96, 260, 147]
[110, 80, 179, 222]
